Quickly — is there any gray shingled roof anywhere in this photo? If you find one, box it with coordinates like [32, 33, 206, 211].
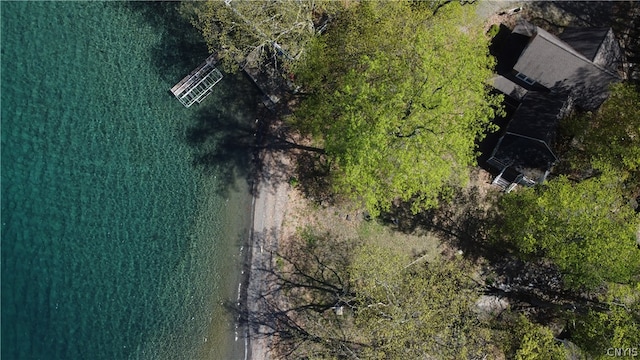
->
[504, 91, 569, 146]
[491, 75, 527, 101]
[512, 24, 620, 109]
[489, 91, 568, 178]
[559, 27, 610, 61]
[488, 21, 624, 183]
[491, 133, 556, 180]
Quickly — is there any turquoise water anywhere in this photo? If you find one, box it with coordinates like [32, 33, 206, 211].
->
[1, 2, 257, 359]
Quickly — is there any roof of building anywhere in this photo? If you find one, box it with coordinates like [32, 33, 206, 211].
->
[559, 27, 611, 61]
[491, 133, 555, 180]
[488, 21, 623, 183]
[491, 75, 528, 101]
[511, 22, 620, 110]
[504, 91, 569, 146]
[514, 26, 615, 87]
[489, 91, 568, 175]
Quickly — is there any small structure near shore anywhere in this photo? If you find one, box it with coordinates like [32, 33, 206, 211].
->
[241, 46, 295, 111]
[170, 54, 223, 107]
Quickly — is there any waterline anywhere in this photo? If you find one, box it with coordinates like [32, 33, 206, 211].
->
[1, 3, 257, 359]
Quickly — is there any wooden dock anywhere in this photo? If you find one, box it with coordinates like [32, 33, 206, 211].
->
[241, 48, 290, 110]
[171, 50, 292, 111]
[170, 54, 223, 108]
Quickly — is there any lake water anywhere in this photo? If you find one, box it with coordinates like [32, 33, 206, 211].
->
[1, 2, 257, 359]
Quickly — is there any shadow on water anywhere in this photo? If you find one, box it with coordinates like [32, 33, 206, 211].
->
[120, 2, 334, 200]
[120, 2, 265, 196]
[185, 74, 261, 196]
[120, 2, 210, 82]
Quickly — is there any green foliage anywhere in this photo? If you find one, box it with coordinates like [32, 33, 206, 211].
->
[349, 245, 491, 359]
[487, 24, 500, 38]
[180, 0, 338, 72]
[288, 176, 299, 187]
[572, 283, 640, 358]
[507, 316, 568, 360]
[499, 171, 640, 290]
[293, 1, 502, 216]
[582, 83, 640, 173]
[560, 83, 640, 194]
[300, 226, 318, 247]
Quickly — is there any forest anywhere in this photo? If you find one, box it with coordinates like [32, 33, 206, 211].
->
[180, 1, 640, 358]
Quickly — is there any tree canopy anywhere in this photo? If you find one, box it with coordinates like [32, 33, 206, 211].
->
[560, 83, 640, 191]
[292, 1, 502, 215]
[498, 171, 640, 290]
[258, 232, 494, 359]
[180, 0, 337, 72]
[583, 83, 640, 173]
[506, 315, 568, 360]
[572, 283, 640, 358]
[349, 246, 492, 359]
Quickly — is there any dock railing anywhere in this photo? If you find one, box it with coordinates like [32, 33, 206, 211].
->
[170, 54, 224, 108]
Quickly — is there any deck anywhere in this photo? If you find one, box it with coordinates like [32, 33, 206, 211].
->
[241, 48, 291, 111]
[170, 54, 224, 108]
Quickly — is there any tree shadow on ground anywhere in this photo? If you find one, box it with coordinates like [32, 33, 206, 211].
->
[184, 78, 328, 198]
[380, 180, 506, 264]
[293, 151, 333, 206]
[476, 92, 519, 174]
[377, 178, 604, 321]
[231, 226, 362, 359]
[256, 107, 328, 195]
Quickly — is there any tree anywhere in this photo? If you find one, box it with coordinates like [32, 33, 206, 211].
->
[561, 83, 640, 190]
[498, 171, 640, 290]
[504, 315, 568, 360]
[248, 226, 496, 359]
[292, 1, 502, 216]
[583, 83, 640, 173]
[179, 0, 338, 72]
[572, 283, 640, 359]
[244, 228, 362, 359]
[348, 246, 492, 359]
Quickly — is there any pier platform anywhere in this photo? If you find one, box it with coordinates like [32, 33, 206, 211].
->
[171, 54, 223, 108]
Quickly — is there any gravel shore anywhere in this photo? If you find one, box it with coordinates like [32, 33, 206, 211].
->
[242, 146, 293, 360]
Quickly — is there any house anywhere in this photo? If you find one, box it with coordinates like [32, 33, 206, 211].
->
[487, 20, 623, 190]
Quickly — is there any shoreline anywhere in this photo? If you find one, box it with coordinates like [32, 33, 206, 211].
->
[234, 178, 257, 360]
[238, 111, 295, 360]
